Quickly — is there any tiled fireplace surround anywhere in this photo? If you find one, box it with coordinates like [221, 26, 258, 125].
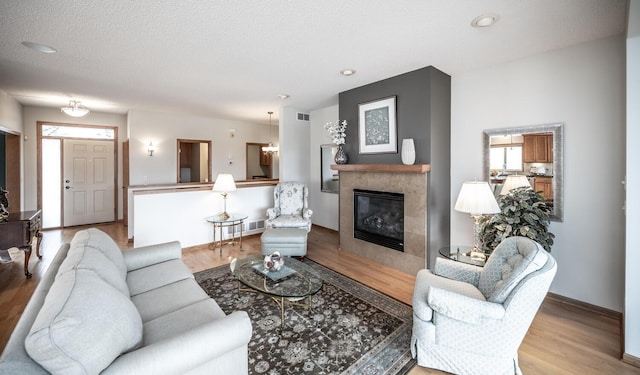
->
[332, 164, 429, 275]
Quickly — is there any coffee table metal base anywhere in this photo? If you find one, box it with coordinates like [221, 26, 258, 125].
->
[237, 284, 313, 327]
[233, 256, 323, 328]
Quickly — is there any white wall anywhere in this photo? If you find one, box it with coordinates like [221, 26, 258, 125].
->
[451, 35, 626, 311]
[625, 0, 640, 360]
[0, 90, 23, 132]
[279, 107, 310, 184]
[127, 109, 273, 185]
[309, 104, 339, 230]
[133, 185, 273, 248]
[22, 107, 127, 218]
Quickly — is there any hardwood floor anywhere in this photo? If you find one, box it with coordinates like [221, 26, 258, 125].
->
[1, 223, 638, 374]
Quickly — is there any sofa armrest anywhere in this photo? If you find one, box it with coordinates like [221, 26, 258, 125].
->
[123, 241, 182, 272]
[428, 286, 505, 324]
[433, 257, 481, 286]
[266, 207, 280, 220]
[103, 311, 252, 375]
[303, 208, 313, 219]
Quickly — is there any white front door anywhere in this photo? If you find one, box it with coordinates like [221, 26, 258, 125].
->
[63, 139, 115, 226]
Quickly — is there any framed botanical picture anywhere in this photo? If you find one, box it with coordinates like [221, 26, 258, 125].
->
[358, 96, 397, 154]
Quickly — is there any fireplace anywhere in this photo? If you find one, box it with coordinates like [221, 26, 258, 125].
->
[353, 189, 404, 252]
[333, 164, 429, 275]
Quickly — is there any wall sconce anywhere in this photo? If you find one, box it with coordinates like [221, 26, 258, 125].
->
[147, 141, 155, 156]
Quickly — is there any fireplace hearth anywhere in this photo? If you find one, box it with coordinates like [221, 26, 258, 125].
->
[353, 189, 404, 252]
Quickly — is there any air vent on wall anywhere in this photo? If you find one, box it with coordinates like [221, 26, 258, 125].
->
[297, 112, 310, 121]
[225, 220, 265, 234]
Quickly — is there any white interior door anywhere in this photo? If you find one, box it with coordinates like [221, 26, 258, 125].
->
[63, 139, 115, 226]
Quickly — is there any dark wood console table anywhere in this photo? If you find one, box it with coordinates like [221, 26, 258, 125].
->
[0, 210, 42, 278]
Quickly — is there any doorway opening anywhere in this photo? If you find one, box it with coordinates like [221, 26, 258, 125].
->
[38, 122, 118, 229]
[0, 126, 21, 211]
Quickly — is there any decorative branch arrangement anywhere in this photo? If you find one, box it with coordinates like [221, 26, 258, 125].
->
[324, 120, 347, 145]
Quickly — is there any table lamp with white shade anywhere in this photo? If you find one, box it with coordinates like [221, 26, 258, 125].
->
[500, 175, 531, 195]
[212, 174, 236, 220]
[454, 180, 501, 261]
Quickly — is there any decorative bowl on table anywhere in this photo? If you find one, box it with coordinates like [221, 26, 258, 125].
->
[263, 252, 284, 272]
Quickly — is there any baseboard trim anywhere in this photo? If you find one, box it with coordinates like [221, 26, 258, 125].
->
[311, 224, 338, 233]
[545, 292, 622, 320]
[623, 353, 640, 368]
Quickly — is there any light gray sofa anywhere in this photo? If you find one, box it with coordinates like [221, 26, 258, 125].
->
[0, 228, 252, 374]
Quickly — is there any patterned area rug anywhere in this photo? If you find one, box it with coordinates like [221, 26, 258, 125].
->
[195, 259, 416, 375]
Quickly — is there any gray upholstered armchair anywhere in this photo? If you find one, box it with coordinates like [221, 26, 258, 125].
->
[265, 181, 313, 232]
[411, 236, 557, 375]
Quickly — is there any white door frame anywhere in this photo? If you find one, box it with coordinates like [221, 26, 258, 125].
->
[37, 122, 118, 228]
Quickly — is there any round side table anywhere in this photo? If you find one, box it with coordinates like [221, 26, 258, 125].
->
[206, 213, 248, 255]
[438, 246, 486, 267]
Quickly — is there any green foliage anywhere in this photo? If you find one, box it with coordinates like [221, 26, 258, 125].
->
[480, 187, 555, 252]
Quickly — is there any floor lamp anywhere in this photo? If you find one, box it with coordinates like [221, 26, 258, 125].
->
[454, 180, 500, 261]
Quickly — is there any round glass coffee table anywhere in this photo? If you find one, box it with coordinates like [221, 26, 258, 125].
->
[233, 255, 323, 327]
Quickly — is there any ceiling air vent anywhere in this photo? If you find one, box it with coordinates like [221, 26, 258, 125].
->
[297, 112, 310, 121]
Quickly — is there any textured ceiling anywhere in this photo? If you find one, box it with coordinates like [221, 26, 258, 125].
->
[0, 0, 628, 124]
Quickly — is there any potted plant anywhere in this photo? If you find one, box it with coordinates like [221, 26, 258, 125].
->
[480, 186, 555, 252]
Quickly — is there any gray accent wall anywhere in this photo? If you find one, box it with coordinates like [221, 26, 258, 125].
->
[338, 66, 451, 268]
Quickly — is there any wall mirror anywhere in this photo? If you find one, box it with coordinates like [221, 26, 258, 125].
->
[483, 123, 564, 222]
[245, 143, 272, 180]
[177, 139, 212, 183]
[321, 144, 339, 194]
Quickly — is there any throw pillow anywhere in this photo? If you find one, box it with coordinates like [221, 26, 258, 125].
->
[25, 270, 142, 374]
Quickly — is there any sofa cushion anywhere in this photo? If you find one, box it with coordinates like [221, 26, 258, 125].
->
[25, 270, 143, 375]
[276, 182, 305, 216]
[261, 228, 308, 244]
[58, 246, 129, 296]
[143, 299, 226, 345]
[70, 228, 127, 278]
[131, 278, 210, 322]
[265, 215, 310, 229]
[126, 259, 194, 296]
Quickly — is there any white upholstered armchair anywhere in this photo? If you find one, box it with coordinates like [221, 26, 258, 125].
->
[265, 181, 313, 232]
[411, 236, 557, 375]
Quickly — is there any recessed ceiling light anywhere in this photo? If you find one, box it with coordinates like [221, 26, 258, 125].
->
[340, 69, 356, 76]
[471, 13, 499, 28]
[278, 94, 290, 99]
[21, 41, 57, 53]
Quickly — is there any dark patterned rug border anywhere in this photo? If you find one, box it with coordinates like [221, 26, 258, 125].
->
[194, 258, 416, 375]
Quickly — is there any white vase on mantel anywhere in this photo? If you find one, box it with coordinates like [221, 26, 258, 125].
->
[401, 138, 416, 165]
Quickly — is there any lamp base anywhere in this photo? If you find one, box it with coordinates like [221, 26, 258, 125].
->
[219, 211, 230, 220]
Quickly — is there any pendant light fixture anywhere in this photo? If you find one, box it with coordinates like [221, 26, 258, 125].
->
[262, 111, 279, 154]
[61, 100, 90, 117]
